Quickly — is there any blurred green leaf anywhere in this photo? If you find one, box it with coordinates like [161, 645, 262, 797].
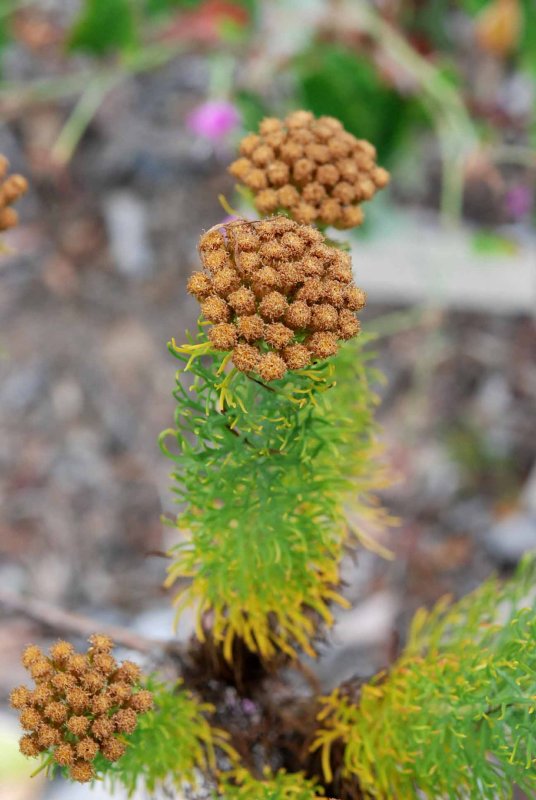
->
[69, 0, 137, 55]
[145, 0, 202, 13]
[234, 89, 268, 131]
[294, 43, 425, 162]
[472, 230, 518, 256]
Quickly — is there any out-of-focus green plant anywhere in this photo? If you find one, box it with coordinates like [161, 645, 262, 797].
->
[313, 555, 536, 799]
[294, 43, 425, 164]
[217, 767, 323, 799]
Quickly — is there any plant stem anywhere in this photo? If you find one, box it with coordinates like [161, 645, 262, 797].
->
[51, 75, 121, 165]
[335, 1, 479, 226]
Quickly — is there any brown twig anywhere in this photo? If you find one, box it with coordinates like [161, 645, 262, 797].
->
[0, 587, 181, 659]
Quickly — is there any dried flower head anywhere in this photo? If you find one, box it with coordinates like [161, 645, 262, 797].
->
[70, 760, 95, 783]
[13, 635, 152, 782]
[229, 111, 389, 229]
[0, 155, 27, 232]
[189, 217, 366, 379]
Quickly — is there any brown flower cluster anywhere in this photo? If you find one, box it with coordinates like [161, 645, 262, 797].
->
[187, 216, 366, 381]
[0, 155, 27, 232]
[11, 635, 153, 783]
[228, 110, 389, 229]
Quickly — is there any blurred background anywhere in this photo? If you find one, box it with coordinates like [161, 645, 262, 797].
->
[0, 1, 535, 797]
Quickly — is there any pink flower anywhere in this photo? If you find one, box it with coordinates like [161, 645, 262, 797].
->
[504, 185, 533, 220]
[186, 100, 241, 141]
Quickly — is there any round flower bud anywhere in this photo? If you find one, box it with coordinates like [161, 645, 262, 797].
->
[282, 344, 311, 369]
[29, 659, 52, 682]
[209, 323, 238, 351]
[265, 323, 294, 349]
[91, 716, 115, 741]
[92, 694, 112, 715]
[129, 690, 154, 713]
[373, 166, 390, 187]
[19, 707, 41, 730]
[232, 343, 261, 373]
[345, 286, 367, 311]
[108, 681, 132, 704]
[239, 134, 260, 156]
[76, 737, 99, 761]
[65, 688, 90, 713]
[259, 117, 283, 135]
[316, 164, 340, 186]
[338, 309, 361, 340]
[187, 272, 213, 300]
[44, 701, 68, 724]
[278, 185, 301, 208]
[212, 267, 240, 297]
[19, 734, 42, 757]
[54, 742, 75, 767]
[10, 686, 32, 710]
[255, 188, 280, 213]
[307, 332, 339, 359]
[284, 301, 312, 330]
[266, 161, 289, 186]
[31, 685, 54, 706]
[66, 654, 89, 675]
[114, 661, 142, 685]
[259, 291, 288, 321]
[310, 303, 338, 332]
[302, 181, 327, 204]
[36, 724, 61, 748]
[88, 634, 114, 653]
[228, 157, 252, 180]
[0, 158, 27, 232]
[236, 314, 265, 342]
[251, 145, 274, 167]
[257, 352, 287, 382]
[49, 641, 74, 664]
[201, 296, 230, 323]
[200, 248, 230, 274]
[339, 206, 364, 228]
[101, 737, 127, 762]
[244, 168, 268, 191]
[228, 287, 256, 315]
[69, 761, 95, 783]
[67, 715, 90, 736]
[112, 708, 138, 734]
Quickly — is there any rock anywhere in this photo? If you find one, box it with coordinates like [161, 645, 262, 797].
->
[104, 191, 154, 279]
[133, 604, 195, 644]
[45, 779, 169, 799]
[331, 591, 398, 648]
[521, 464, 536, 516]
[0, 364, 47, 412]
[484, 512, 536, 564]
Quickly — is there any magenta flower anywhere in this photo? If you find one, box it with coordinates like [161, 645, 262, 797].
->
[504, 185, 533, 220]
[186, 100, 241, 141]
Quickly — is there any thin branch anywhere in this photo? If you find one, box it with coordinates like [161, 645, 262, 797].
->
[0, 587, 181, 658]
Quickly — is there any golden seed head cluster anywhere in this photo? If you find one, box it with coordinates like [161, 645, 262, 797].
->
[0, 155, 27, 232]
[11, 635, 153, 783]
[188, 216, 366, 381]
[229, 110, 389, 229]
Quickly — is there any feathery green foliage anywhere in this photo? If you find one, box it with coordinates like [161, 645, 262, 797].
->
[313, 555, 536, 799]
[160, 324, 391, 660]
[101, 680, 232, 796]
[217, 767, 323, 800]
